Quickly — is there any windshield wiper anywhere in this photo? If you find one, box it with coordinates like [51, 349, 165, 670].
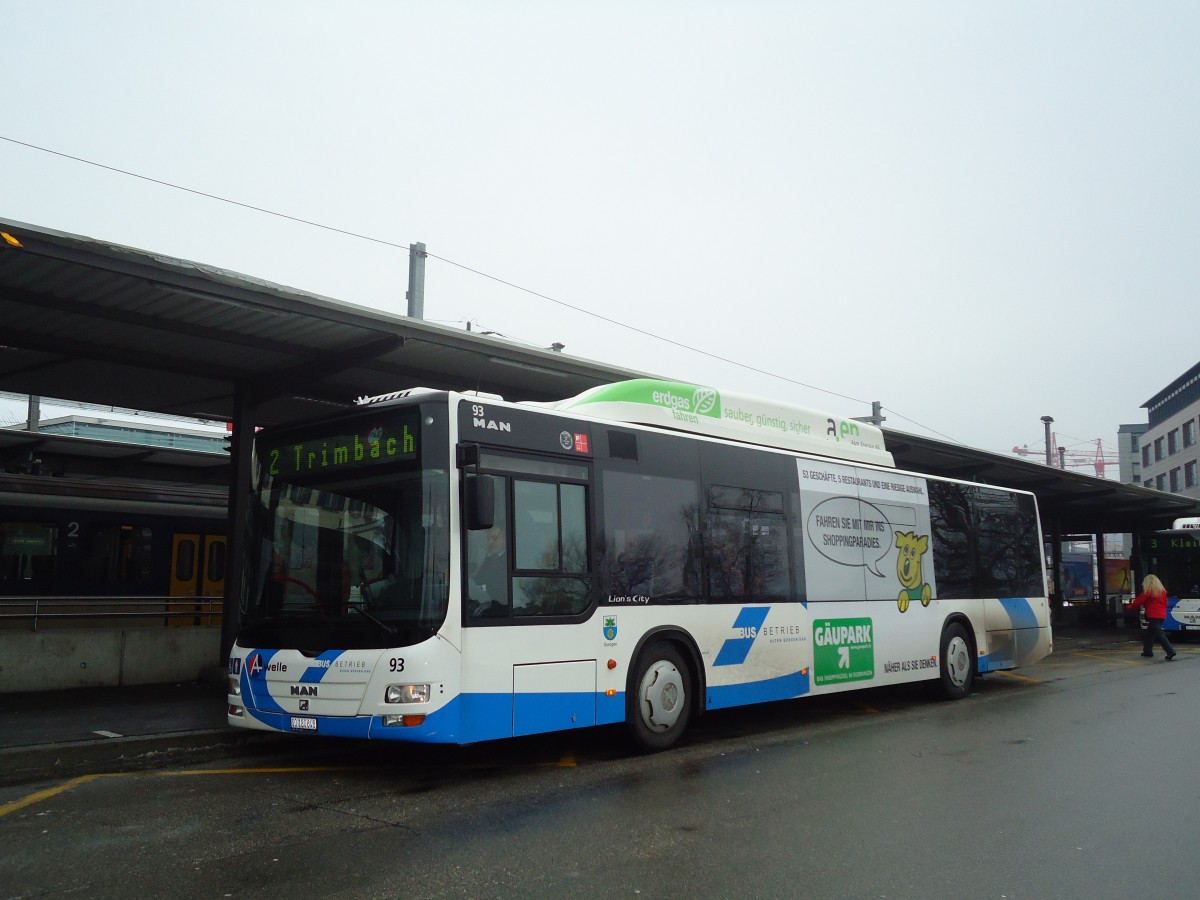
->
[348, 605, 397, 638]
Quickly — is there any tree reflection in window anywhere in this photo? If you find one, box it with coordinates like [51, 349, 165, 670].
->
[511, 479, 591, 616]
[929, 481, 1043, 599]
[704, 487, 789, 602]
[600, 472, 701, 601]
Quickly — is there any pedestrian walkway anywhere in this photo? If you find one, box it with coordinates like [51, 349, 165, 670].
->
[0, 625, 1157, 787]
[1051, 623, 1144, 652]
[0, 677, 284, 787]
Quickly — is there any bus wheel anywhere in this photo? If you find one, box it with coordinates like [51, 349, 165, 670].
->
[938, 622, 974, 700]
[628, 645, 691, 752]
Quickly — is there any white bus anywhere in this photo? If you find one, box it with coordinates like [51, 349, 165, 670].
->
[227, 379, 1052, 750]
[1136, 529, 1200, 634]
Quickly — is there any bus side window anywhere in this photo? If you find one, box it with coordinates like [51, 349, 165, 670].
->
[601, 471, 700, 601]
[511, 479, 590, 616]
[705, 487, 790, 602]
[514, 481, 559, 569]
[930, 483, 1045, 600]
[466, 475, 510, 617]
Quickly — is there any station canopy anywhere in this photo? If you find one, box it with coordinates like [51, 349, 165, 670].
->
[2, 216, 1197, 534]
[883, 431, 1197, 536]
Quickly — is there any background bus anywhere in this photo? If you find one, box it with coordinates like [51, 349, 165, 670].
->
[227, 379, 1051, 750]
[1135, 529, 1200, 634]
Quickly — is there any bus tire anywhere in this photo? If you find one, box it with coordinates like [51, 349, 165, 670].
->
[938, 622, 974, 700]
[628, 644, 692, 752]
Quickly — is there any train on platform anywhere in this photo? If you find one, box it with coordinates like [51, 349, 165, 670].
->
[0, 472, 228, 624]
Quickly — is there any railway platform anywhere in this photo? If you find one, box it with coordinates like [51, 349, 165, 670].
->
[0, 626, 1146, 788]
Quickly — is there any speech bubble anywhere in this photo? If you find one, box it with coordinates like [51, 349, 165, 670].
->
[806, 496, 894, 577]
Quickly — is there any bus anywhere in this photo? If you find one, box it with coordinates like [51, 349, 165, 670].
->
[226, 379, 1051, 750]
[1136, 528, 1200, 634]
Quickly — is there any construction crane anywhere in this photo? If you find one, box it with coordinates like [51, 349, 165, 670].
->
[1012, 437, 1119, 477]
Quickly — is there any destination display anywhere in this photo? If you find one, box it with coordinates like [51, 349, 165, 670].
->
[261, 412, 420, 480]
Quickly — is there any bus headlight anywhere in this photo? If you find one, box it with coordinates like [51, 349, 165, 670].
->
[385, 683, 430, 704]
[227, 675, 241, 696]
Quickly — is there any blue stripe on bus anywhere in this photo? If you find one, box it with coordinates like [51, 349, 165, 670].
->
[241, 649, 288, 715]
[714, 607, 772, 666]
[300, 650, 345, 683]
[243, 672, 813, 743]
[244, 699, 465, 742]
[1000, 596, 1043, 663]
[598, 690, 625, 725]
[243, 708, 376, 738]
[455, 693, 512, 741]
[999, 596, 1039, 630]
[1165, 598, 1182, 630]
[973, 598, 1044, 672]
[707, 669, 810, 710]
[514, 692, 595, 736]
[243, 690, 630, 743]
[458, 690, 623, 739]
[979, 654, 1014, 673]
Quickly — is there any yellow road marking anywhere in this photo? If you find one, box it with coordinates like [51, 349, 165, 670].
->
[0, 766, 359, 819]
[168, 766, 354, 776]
[991, 670, 1041, 683]
[0, 755, 581, 819]
[0, 774, 116, 817]
[1073, 651, 1143, 665]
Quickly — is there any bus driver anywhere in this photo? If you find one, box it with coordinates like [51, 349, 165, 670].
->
[469, 523, 508, 616]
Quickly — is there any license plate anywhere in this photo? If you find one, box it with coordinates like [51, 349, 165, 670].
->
[290, 716, 318, 732]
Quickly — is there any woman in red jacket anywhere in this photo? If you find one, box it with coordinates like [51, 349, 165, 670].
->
[1128, 573, 1176, 661]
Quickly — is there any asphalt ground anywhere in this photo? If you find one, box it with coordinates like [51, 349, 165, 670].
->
[0, 625, 1153, 787]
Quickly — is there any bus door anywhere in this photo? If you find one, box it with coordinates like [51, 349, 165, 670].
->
[169, 533, 227, 626]
[463, 450, 594, 738]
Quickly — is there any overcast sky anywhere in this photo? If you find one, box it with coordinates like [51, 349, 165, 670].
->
[2, 1, 1197, 471]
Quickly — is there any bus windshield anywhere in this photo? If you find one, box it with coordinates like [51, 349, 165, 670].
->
[240, 405, 450, 649]
[1146, 531, 1200, 597]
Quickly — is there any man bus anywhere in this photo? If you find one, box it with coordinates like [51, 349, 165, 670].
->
[227, 379, 1051, 751]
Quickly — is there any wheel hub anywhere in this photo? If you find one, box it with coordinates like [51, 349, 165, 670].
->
[641, 661, 684, 731]
[945, 635, 970, 686]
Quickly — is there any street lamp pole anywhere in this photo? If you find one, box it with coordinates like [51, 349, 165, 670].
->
[1041, 416, 1054, 466]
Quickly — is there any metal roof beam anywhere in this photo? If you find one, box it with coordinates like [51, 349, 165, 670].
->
[243, 334, 405, 405]
[3, 283, 308, 356]
[1052, 488, 1119, 505]
[937, 462, 997, 478]
[1, 324, 244, 383]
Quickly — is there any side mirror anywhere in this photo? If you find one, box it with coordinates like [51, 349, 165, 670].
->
[464, 475, 495, 531]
